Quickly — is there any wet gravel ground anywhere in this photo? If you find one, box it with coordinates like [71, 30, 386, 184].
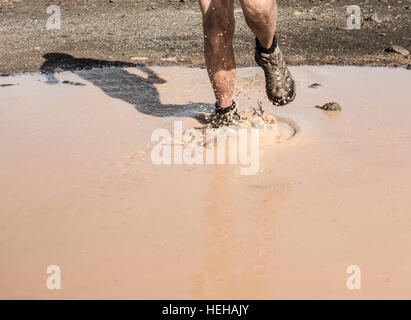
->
[0, 0, 410, 74]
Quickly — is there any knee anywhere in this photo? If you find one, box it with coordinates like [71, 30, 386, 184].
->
[241, 0, 276, 23]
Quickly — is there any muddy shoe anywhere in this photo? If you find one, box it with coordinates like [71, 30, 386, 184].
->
[207, 101, 241, 128]
[255, 36, 296, 106]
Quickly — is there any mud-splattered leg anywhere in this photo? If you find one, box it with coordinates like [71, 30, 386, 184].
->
[240, 0, 278, 49]
[240, 0, 296, 106]
[199, 0, 236, 109]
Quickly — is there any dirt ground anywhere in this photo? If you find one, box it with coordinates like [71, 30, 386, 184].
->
[0, 0, 410, 75]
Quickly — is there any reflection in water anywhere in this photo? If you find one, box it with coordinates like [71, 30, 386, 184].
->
[192, 165, 239, 298]
[192, 163, 288, 299]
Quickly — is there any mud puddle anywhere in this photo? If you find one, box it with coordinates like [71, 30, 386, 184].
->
[0, 66, 410, 299]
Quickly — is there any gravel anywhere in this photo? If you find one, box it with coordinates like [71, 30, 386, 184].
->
[0, 0, 410, 74]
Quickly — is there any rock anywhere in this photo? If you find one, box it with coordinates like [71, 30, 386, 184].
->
[385, 45, 409, 56]
[316, 102, 342, 111]
[308, 83, 321, 89]
[62, 80, 86, 86]
[369, 11, 391, 23]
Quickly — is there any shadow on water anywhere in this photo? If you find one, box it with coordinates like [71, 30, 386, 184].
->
[40, 53, 213, 119]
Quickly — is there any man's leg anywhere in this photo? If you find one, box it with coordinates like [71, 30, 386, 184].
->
[240, 0, 278, 49]
[240, 0, 296, 106]
[199, 0, 236, 109]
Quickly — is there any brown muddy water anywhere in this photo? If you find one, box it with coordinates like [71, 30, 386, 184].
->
[0, 66, 410, 299]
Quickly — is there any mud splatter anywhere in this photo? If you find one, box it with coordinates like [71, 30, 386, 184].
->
[200, 100, 277, 130]
[315, 102, 342, 111]
[184, 102, 295, 148]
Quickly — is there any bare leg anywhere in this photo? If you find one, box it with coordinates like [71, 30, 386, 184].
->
[240, 0, 278, 49]
[199, 0, 235, 108]
[240, 0, 295, 106]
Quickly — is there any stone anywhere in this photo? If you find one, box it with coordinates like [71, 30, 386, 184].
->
[316, 102, 342, 111]
[385, 45, 409, 56]
[308, 83, 321, 89]
[369, 11, 391, 23]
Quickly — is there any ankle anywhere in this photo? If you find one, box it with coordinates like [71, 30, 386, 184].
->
[215, 101, 236, 114]
[256, 35, 277, 54]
